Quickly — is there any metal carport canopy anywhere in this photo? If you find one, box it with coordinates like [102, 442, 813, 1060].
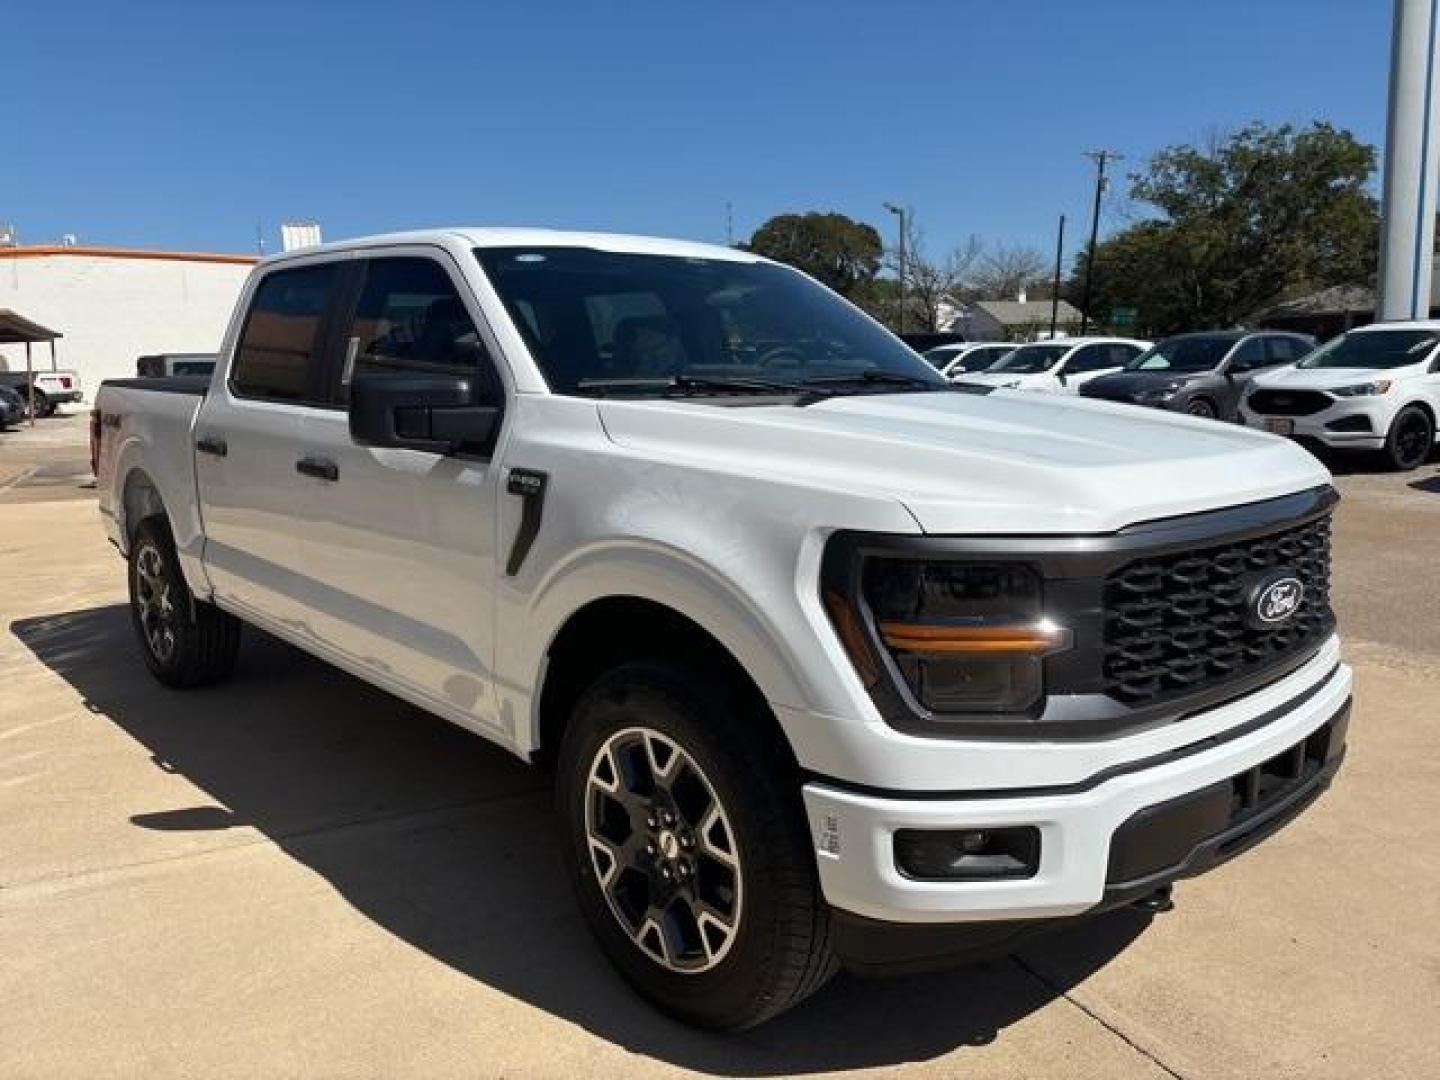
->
[0, 309, 63, 344]
[0, 309, 64, 426]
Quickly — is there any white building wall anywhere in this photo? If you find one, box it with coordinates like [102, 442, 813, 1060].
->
[0, 252, 253, 400]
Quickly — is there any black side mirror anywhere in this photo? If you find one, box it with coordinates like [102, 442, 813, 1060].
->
[349, 372, 500, 455]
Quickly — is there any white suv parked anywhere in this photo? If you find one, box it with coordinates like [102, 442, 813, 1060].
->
[1241, 321, 1440, 471]
[93, 229, 1349, 1029]
[957, 336, 1150, 394]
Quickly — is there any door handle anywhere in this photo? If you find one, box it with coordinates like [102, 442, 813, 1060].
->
[295, 456, 339, 481]
[196, 435, 227, 457]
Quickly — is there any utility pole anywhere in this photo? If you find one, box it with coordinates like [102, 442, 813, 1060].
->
[884, 202, 907, 333]
[725, 201, 734, 246]
[1377, 0, 1440, 320]
[1049, 214, 1066, 339]
[255, 221, 266, 257]
[1079, 150, 1121, 335]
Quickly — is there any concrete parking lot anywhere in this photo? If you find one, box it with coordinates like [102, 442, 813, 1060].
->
[2, 415, 1439, 1079]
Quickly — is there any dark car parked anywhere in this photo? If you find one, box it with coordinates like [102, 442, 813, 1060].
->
[1080, 330, 1314, 421]
[0, 383, 26, 428]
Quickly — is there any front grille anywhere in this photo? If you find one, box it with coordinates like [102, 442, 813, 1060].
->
[1246, 389, 1332, 416]
[1103, 515, 1333, 704]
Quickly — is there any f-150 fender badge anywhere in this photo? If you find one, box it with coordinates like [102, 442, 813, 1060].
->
[505, 468, 548, 576]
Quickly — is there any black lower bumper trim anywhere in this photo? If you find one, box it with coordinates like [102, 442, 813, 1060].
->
[1103, 699, 1348, 904]
[830, 698, 1349, 977]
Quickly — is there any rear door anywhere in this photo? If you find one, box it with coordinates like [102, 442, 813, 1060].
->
[290, 248, 510, 736]
[196, 260, 344, 629]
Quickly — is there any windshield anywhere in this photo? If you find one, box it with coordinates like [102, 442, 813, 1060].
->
[1127, 335, 1235, 373]
[988, 343, 1068, 374]
[474, 247, 946, 395]
[1297, 329, 1440, 370]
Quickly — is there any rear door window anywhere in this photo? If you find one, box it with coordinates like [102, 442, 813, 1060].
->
[1066, 345, 1112, 374]
[1264, 336, 1305, 364]
[231, 264, 339, 402]
[1110, 343, 1143, 366]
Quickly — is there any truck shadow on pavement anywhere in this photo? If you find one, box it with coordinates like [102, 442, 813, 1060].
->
[12, 604, 1153, 1076]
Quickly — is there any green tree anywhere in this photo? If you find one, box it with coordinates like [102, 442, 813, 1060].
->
[744, 212, 884, 298]
[1068, 122, 1379, 335]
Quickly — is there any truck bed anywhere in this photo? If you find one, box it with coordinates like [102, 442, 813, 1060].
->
[99, 376, 211, 396]
[94, 377, 211, 579]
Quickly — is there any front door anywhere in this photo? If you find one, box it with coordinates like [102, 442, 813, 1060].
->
[1218, 336, 1273, 417]
[291, 250, 509, 736]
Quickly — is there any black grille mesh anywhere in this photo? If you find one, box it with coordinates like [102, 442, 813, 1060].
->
[1246, 389, 1332, 416]
[1103, 515, 1333, 704]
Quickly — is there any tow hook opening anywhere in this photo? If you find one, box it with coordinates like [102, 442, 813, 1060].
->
[1131, 884, 1175, 913]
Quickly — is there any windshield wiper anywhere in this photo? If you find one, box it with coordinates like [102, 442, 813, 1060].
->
[576, 374, 811, 398]
[799, 370, 948, 391]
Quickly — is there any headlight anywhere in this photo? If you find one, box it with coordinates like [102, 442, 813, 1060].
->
[1330, 380, 1392, 397]
[1135, 381, 1184, 402]
[825, 559, 1070, 716]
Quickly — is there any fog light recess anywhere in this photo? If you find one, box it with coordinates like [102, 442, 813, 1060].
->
[894, 827, 1041, 881]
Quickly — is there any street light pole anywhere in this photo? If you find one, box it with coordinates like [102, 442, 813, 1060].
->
[884, 202, 907, 333]
[1079, 150, 1121, 335]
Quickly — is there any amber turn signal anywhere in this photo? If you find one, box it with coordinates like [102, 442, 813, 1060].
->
[878, 620, 1069, 657]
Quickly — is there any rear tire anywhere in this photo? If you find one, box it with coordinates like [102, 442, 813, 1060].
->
[556, 659, 835, 1030]
[28, 389, 52, 418]
[128, 516, 241, 688]
[1382, 405, 1433, 471]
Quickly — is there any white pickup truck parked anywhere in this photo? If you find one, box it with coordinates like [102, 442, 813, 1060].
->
[94, 229, 1351, 1029]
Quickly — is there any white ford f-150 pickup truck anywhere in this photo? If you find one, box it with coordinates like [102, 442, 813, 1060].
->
[94, 228, 1350, 1030]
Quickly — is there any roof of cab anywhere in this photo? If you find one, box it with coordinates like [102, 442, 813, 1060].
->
[256, 227, 766, 268]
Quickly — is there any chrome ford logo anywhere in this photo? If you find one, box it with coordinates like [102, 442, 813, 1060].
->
[1248, 571, 1304, 628]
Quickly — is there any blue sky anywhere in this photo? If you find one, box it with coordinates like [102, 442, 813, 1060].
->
[5, 0, 1391, 262]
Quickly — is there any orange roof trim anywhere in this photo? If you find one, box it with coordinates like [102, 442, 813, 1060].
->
[0, 245, 258, 266]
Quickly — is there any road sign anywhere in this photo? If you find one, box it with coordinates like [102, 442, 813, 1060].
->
[1111, 306, 1138, 326]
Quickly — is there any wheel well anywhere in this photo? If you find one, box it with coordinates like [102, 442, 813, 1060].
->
[1399, 399, 1436, 430]
[121, 468, 167, 546]
[535, 596, 787, 765]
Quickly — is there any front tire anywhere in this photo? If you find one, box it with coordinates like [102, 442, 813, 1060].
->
[1184, 397, 1218, 419]
[557, 659, 835, 1029]
[128, 517, 241, 688]
[1383, 405, 1433, 471]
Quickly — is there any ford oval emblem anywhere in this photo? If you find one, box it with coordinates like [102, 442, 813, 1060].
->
[1248, 571, 1304, 628]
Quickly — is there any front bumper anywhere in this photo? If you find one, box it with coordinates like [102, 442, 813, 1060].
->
[802, 659, 1350, 936]
[1240, 396, 1391, 449]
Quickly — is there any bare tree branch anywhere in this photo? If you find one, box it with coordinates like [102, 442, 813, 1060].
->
[884, 215, 984, 331]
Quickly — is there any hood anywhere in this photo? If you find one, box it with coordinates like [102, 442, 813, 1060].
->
[597, 390, 1330, 535]
[1253, 364, 1411, 389]
[1087, 370, 1202, 390]
[956, 370, 1044, 388]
